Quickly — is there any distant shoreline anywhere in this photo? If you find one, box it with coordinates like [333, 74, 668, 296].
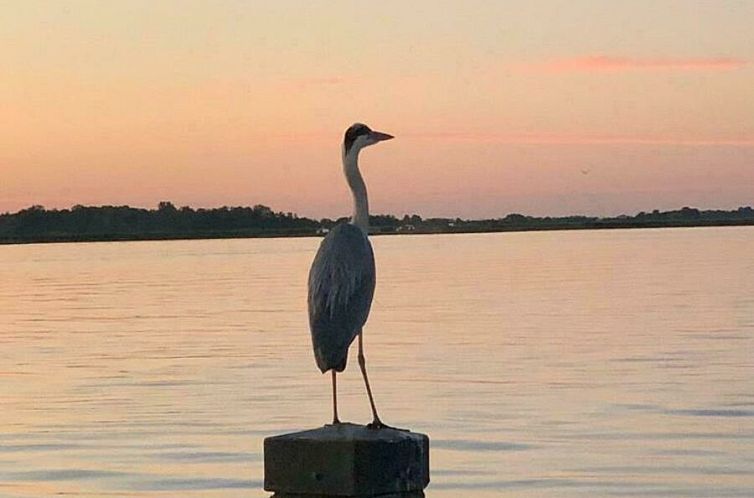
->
[2, 203, 752, 246]
[1, 218, 752, 246]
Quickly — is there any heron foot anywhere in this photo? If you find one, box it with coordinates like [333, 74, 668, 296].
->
[366, 419, 393, 430]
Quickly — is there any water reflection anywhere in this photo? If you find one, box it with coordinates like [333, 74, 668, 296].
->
[0, 227, 752, 497]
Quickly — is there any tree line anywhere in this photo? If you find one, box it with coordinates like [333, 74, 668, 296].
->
[1, 202, 752, 244]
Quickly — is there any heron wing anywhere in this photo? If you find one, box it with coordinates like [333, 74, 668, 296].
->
[308, 224, 376, 373]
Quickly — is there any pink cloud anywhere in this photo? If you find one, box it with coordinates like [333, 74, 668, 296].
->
[528, 55, 748, 73]
[406, 132, 754, 147]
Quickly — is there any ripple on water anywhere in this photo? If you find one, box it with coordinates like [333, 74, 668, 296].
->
[1, 230, 753, 497]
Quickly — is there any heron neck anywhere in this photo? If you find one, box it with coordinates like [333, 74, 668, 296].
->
[343, 149, 369, 233]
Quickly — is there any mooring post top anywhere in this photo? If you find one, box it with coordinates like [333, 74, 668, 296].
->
[266, 422, 423, 443]
[271, 493, 425, 498]
[264, 423, 430, 497]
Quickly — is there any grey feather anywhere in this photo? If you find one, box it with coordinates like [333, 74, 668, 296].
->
[308, 223, 376, 373]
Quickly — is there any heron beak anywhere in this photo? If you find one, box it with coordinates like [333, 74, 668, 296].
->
[370, 131, 394, 142]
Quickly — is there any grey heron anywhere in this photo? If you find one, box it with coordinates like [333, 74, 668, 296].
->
[307, 123, 394, 428]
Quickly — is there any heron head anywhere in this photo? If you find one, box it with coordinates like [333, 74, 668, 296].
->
[343, 123, 393, 156]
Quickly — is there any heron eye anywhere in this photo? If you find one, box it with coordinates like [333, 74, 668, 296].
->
[354, 124, 370, 135]
[344, 125, 368, 152]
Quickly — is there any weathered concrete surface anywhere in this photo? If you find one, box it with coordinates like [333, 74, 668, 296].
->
[271, 493, 424, 498]
[264, 423, 429, 497]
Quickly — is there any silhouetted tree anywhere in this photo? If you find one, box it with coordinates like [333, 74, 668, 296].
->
[1, 203, 753, 243]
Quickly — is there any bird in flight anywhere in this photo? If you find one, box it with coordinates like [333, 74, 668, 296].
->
[307, 123, 393, 429]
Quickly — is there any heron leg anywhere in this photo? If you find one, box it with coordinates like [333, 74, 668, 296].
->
[331, 370, 341, 424]
[358, 332, 385, 428]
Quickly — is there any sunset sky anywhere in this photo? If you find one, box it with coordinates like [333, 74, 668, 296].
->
[1, 0, 752, 218]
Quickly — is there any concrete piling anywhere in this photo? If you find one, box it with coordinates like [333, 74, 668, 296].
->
[264, 423, 429, 497]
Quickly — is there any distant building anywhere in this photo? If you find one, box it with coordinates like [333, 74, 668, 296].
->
[316, 227, 330, 235]
[396, 224, 416, 232]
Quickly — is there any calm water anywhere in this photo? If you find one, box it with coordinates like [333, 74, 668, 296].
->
[1, 228, 753, 497]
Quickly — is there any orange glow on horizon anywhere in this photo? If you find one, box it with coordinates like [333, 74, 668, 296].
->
[1, 1, 753, 217]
